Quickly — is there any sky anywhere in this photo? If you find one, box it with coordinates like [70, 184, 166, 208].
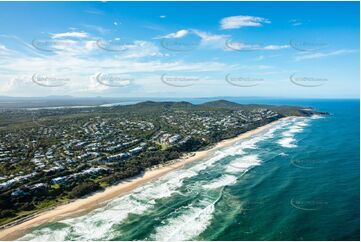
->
[0, 1, 359, 99]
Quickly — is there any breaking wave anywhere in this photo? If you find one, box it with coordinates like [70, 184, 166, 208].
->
[149, 188, 224, 241]
[226, 155, 262, 174]
[202, 175, 238, 189]
[19, 117, 313, 241]
[20, 169, 199, 241]
[277, 118, 309, 148]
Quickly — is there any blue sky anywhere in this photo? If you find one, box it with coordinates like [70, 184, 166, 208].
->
[0, 1, 359, 98]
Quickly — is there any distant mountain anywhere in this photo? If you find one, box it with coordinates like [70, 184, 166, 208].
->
[0, 96, 328, 117]
[132, 100, 242, 109]
[134, 101, 194, 108]
[200, 100, 243, 109]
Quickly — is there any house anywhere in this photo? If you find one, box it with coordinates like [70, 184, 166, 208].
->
[11, 188, 28, 197]
[51, 176, 67, 184]
[108, 153, 130, 162]
[129, 146, 143, 155]
[169, 134, 181, 144]
[30, 183, 47, 190]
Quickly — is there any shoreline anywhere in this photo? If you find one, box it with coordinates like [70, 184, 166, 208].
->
[0, 117, 291, 240]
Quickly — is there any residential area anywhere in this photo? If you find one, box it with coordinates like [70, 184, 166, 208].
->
[0, 100, 312, 225]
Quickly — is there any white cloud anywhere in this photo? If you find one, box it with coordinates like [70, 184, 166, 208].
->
[263, 45, 289, 50]
[220, 15, 270, 29]
[32, 39, 98, 55]
[84, 40, 98, 51]
[0, 76, 29, 93]
[192, 30, 229, 49]
[193, 30, 227, 42]
[226, 41, 259, 51]
[83, 24, 109, 34]
[121, 41, 165, 58]
[290, 19, 302, 26]
[1, 33, 292, 97]
[86, 73, 110, 92]
[160, 15, 166, 19]
[226, 41, 289, 51]
[0, 36, 236, 96]
[155, 29, 229, 49]
[0, 44, 7, 52]
[156, 29, 288, 52]
[295, 49, 357, 61]
[51, 31, 89, 39]
[84, 9, 104, 15]
[157, 29, 189, 39]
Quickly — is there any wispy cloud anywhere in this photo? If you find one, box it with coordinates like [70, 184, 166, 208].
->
[263, 45, 289, 50]
[289, 19, 302, 26]
[220, 15, 270, 29]
[157, 29, 289, 52]
[0, 34, 239, 96]
[156, 29, 189, 39]
[226, 41, 289, 51]
[192, 30, 229, 49]
[155, 29, 229, 49]
[51, 31, 89, 39]
[84, 9, 104, 15]
[295, 49, 357, 61]
[119, 41, 165, 58]
[83, 24, 109, 34]
[0, 44, 7, 51]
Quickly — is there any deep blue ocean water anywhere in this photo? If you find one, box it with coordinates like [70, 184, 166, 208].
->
[19, 99, 360, 241]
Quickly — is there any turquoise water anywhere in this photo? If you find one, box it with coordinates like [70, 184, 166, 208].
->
[19, 99, 359, 241]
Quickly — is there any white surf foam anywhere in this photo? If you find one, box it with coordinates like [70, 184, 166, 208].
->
[202, 175, 237, 189]
[19, 119, 301, 241]
[262, 120, 291, 139]
[295, 121, 309, 127]
[19, 167, 199, 241]
[192, 118, 292, 174]
[149, 188, 224, 242]
[19, 227, 71, 241]
[277, 118, 309, 148]
[222, 144, 246, 156]
[225, 154, 261, 174]
[279, 152, 288, 156]
[277, 137, 297, 148]
[150, 203, 215, 241]
[190, 151, 228, 172]
[133, 169, 197, 201]
[310, 114, 324, 119]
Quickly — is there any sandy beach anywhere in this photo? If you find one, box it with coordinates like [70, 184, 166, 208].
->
[0, 117, 290, 240]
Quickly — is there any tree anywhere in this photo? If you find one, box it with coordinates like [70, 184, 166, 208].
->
[69, 182, 102, 198]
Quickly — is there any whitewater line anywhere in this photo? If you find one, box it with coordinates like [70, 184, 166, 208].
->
[159, 186, 225, 241]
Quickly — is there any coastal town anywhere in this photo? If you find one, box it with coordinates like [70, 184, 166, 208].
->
[0, 100, 320, 226]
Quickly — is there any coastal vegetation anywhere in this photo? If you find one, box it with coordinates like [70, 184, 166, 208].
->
[0, 100, 325, 227]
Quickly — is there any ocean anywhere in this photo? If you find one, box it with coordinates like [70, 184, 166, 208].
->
[19, 99, 360, 241]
